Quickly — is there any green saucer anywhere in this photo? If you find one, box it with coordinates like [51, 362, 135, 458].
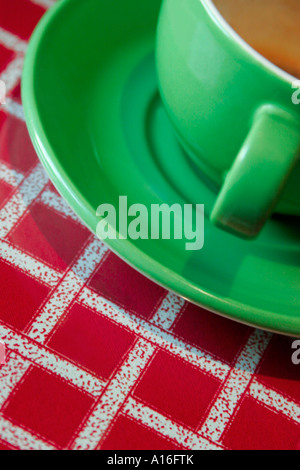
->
[22, 0, 300, 336]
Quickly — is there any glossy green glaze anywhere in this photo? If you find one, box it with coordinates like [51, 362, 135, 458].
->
[156, 0, 300, 238]
[22, 0, 300, 336]
[211, 106, 300, 238]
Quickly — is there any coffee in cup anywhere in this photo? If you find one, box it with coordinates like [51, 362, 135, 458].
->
[213, 0, 300, 78]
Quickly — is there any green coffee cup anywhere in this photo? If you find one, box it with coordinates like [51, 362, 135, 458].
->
[156, 0, 300, 239]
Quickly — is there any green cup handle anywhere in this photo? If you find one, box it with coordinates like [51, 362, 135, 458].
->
[210, 105, 300, 239]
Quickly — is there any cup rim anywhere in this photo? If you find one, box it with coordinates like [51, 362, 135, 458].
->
[203, 0, 298, 85]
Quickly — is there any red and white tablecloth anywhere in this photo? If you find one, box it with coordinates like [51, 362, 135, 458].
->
[0, 0, 300, 451]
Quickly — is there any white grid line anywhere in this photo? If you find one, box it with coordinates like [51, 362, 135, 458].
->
[0, 416, 55, 450]
[123, 397, 224, 451]
[0, 187, 233, 398]
[249, 379, 300, 424]
[72, 339, 156, 450]
[26, 238, 108, 343]
[71, 290, 189, 449]
[0, 161, 24, 187]
[40, 189, 81, 223]
[0, 56, 24, 94]
[0, 36, 25, 123]
[4, 97, 24, 121]
[199, 330, 272, 442]
[0, 27, 27, 54]
[0, 352, 31, 407]
[79, 288, 230, 381]
[0, 324, 106, 397]
[0, 238, 61, 287]
[151, 292, 185, 330]
[0, 162, 49, 238]
[0, 229, 230, 384]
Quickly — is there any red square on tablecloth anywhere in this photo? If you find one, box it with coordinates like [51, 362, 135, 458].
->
[133, 350, 220, 429]
[0, 111, 39, 172]
[8, 201, 90, 271]
[0, 258, 50, 330]
[0, 0, 46, 40]
[256, 335, 300, 403]
[0, 111, 5, 127]
[88, 252, 166, 319]
[0, 44, 15, 73]
[100, 415, 181, 450]
[0, 180, 13, 207]
[3, 366, 94, 448]
[223, 396, 300, 450]
[172, 303, 251, 365]
[48, 302, 136, 379]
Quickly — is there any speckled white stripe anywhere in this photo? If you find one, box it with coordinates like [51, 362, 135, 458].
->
[0, 163, 49, 238]
[79, 288, 230, 381]
[0, 416, 55, 450]
[0, 324, 106, 397]
[0, 352, 31, 407]
[4, 97, 24, 121]
[249, 379, 300, 424]
[0, 56, 24, 93]
[27, 238, 108, 342]
[199, 329, 272, 442]
[123, 397, 224, 450]
[0, 27, 27, 53]
[72, 339, 156, 450]
[40, 190, 81, 223]
[0, 239, 61, 287]
[151, 291, 185, 330]
[0, 161, 24, 187]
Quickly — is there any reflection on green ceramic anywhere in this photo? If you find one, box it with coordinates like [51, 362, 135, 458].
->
[157, 0, 300, 238]
[22, 0, 300, 336]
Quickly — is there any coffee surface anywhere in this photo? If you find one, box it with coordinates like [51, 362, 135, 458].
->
[213, 0, 300, 77]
